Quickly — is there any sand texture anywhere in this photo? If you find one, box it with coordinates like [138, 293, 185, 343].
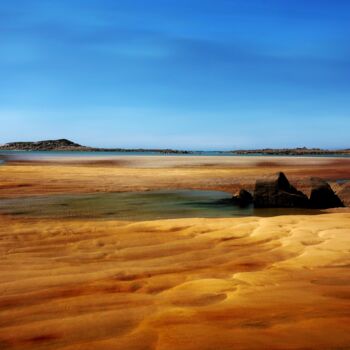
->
[1, 155, 350, 199]
[0, 214, 349, 349]
[0, 155, 349, 349]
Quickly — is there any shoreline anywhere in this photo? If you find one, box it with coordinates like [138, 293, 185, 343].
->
[1, 149, 350, 158]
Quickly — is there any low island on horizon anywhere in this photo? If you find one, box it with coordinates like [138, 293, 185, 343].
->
[1, 138, 350, 156]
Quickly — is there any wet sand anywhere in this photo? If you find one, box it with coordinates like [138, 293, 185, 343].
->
[0, 155, 349, 349]
[1, 155, 350, 198]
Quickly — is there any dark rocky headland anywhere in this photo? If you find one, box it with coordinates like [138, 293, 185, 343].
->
[0, 139, 192, 154]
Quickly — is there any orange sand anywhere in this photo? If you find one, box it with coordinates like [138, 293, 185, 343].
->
[0, 214, 350, 349]
[0, 156, 349, 349]
[1, 155, 350, 197]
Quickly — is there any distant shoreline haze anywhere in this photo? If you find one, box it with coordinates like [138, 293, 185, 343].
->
[0, 139, 350, 156]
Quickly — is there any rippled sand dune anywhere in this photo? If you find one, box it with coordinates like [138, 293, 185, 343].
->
[0, 155, 349, 349]
[1, 214, 350, 350]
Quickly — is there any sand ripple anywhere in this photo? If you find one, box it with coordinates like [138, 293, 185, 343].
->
[0, 213, 350, 349]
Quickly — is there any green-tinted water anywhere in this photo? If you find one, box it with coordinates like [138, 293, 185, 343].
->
[0, 190, 321, 221]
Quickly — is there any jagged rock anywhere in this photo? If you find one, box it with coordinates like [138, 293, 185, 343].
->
[309, 178, 344, 209]
[337, 183, 350, 207]
[253, 172, 309, 208]
[232, 189, 253, 207]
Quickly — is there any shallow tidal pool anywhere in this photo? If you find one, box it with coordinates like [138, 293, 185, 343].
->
[0, 190, 321, 220]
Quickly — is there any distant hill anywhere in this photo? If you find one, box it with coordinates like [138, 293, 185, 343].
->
[0, 139, 87, 151]
[0, 139, 192, 154]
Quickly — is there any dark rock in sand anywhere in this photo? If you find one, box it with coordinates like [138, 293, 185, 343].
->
[232, 189, 253, 207]
[309, 178, 344, 209]
[337, 183, 350, 207]
[254, 172, 309, 208]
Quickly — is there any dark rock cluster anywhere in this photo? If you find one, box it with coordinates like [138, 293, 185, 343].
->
[309, 177, 344, 209]
[231, 189, 253, 207]
[254, 172, 309, 208]
[232, 172, 344, 209]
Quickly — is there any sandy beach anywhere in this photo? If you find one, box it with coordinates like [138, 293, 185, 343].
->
[1, 155, 350, 199]
[0, 155, 349, 349]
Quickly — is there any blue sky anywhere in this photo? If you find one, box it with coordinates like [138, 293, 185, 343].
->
[1, 0, 350, 149]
